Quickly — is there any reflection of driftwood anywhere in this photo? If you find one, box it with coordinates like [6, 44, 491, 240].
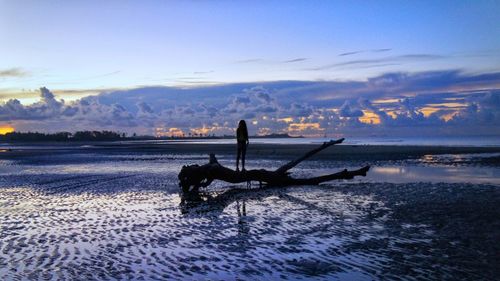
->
[180, 187, 271, 215]
[178, 138, 370, 193]
[180, 186, 344, 217]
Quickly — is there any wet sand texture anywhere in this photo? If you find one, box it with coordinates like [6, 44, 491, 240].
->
[0, 144, 499, 280]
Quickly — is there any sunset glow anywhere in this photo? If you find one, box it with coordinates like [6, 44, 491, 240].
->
[358, 110, 381, 125]
[419, 107, 441, 117]
[277, 117, 294, 123]
[0, 126, 15, 135]
[287, 122, 323, 136]
[0, 1, 498, 137]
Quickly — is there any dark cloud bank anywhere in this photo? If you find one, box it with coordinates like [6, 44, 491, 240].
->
[1, 70, 499, 137]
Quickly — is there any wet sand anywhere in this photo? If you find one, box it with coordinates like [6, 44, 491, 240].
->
[3, 141, 500, 161]
[0, 142, 499, 280]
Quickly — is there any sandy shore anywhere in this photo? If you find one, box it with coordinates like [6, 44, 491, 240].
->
[0, 142, 499, 280]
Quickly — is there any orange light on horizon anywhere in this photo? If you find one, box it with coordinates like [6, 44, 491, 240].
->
[189, 125, 232, 136]
[258, 127, 272, 136]
[168, 127, 184, 137]
[277, 117, 294, 123]
[441, 112, 458, 122]
[386, 111, 398, 119]
[0, 125, 15, 135]
[190, 126, 212, 136]
[426, 102, 466, 108]
[372, 98, 400, 104]
[358, 110, 381, 124]
[287, 122, 323, 137]
[419, 107, 440, 117]
[155, 127, 185, 137]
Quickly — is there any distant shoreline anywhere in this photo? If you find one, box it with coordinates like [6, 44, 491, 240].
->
[0, 131, 300, 143]
[2, 142, 500, 162]
[2, 135, 499, 148]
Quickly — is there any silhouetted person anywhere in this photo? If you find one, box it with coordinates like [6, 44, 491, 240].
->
[236, 120, 249, 171]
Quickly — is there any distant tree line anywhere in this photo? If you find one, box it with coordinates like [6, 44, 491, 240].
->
[0, 131, 301, 142]
[0, 131, 126, 142]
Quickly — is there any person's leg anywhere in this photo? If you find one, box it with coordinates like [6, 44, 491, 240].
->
[241, 143, 247, 170]
[236, 142, 241, 171]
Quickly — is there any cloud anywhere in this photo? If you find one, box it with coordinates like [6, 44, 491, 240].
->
[0, 87, 65, 120]
[372, 48, 392, 53]
[0, 68, 29, 78]
[136, 102, 154, 115]
[339, 51, 363, 56]
[235, 58, 308, 64]
[73, 71, 121, 81]
[2, 70, 500, 137]
[339, 101, 363, 118]
[193, 70, 214, 74]
[339, 48, 392, 56]
[311, 54, 446, 70]
[235, 58, 263, 64]
[450, 91, 500, 125]
[283, 58, 308, 63]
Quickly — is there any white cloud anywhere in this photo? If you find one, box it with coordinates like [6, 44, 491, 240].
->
[1, 70, 499, 137]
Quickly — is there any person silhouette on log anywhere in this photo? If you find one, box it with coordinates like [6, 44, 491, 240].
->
[236, 120, 249, 172]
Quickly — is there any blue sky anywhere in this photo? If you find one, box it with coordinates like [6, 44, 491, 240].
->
[1, 1, 500, 136]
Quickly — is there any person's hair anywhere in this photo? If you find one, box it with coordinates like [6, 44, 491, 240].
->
[238, 120, 248, 132]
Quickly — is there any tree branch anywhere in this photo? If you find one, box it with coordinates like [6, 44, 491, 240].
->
[275, 138, 344, 174]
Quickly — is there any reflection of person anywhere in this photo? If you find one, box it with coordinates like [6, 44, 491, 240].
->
[236, 120, 249, 171]
[236, 200, 250, 236]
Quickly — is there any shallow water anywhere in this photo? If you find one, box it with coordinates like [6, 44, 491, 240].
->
[0, 147, 499, 280]
[110, 135, 500, 147]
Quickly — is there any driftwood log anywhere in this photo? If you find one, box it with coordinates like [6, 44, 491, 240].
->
[178, 138, 370, 194]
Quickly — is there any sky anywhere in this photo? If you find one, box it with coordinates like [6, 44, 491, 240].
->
[1, 0, 500, 137]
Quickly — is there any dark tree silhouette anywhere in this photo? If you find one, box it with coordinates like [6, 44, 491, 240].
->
[0, 130, 125, 142]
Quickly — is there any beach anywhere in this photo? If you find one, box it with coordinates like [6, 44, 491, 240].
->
[0, 141, 499, 280]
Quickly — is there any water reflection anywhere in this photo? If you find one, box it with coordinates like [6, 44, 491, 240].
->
[369, 165, 499, 185]
[179, 187, 274, 216]
[372, 167, 403, 175]
[179, 186, 345, 219]
[2, 144, 499, 280]
[236, 200, 250, 236]
[416, 152, 500, 167]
